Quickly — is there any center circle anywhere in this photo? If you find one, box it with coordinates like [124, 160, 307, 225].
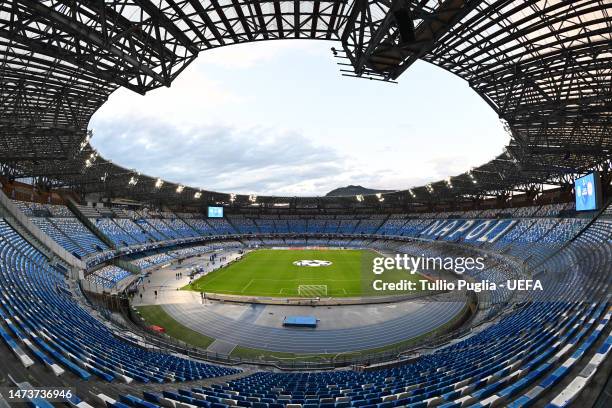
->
[293, 260, 333, 267]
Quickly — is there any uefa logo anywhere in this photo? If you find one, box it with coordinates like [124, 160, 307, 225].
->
[293, 260, 333, 267]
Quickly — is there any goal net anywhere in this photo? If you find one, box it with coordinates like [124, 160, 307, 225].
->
[298, 284, 328, 297]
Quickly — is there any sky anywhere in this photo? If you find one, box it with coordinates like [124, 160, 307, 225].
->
[89, 40, 509, 197]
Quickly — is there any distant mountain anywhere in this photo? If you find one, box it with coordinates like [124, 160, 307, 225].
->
[325, 185, 395, 197]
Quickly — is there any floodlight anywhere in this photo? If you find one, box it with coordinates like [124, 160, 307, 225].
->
[468, 169, 478, 184]
[79, 130, 92, 152]
[85, 152, 98, 168]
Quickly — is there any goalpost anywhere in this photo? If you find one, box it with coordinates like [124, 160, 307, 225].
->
[298, 284, 328, 298]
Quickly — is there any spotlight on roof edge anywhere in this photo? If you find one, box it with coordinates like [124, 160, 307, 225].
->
[408, 189, 416, 198]
[176, 185, 184, 194]
[446, 178, 454, 189]
[194, 191, 202, 199]
[154, 178, 164, 189]
[468, 169, 478, 184]
[84, 151, 98, 168]
[79, 130, 92, 152]
[128, 176, 138, 186]
[229, 193, 237, 203]
[356, 194, 364, 202]
[376, 193, 384, 202]
[249, 194, 257, 203]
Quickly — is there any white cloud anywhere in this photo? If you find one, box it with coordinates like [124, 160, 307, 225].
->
[92, 41, 327, 129]
[89, 41, 508, 196]
[92, 74, 241, 129]
[91, 117, 347, 195]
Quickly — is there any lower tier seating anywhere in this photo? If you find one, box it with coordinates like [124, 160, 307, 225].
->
[0, 219, 240, 384]
[86, 265, 132, 289]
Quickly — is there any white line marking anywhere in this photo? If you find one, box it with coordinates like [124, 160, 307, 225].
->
[241, 279, 255, 293]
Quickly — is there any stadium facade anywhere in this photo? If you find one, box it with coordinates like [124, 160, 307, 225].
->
[0, 1, 611, 408]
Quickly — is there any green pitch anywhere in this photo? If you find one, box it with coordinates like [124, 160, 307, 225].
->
[183, 248, 423, 298]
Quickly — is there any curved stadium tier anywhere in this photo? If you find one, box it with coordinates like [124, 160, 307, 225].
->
[0, 1, 611, 408]
[0, 195, 610, 407]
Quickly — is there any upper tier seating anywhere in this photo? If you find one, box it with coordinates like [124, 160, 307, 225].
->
[75, 204, 101, 218]
[378, 218, 408, 235]
[164, 218, 198, 238]
[354, 219, 385, 234]
[185, 218, 217, 235]
[12, 200, 72, 217]
[135, 219, 168, 241]
[13, 203, 586, 257]
[184, 218, 218, 235]
[535, 203, 573, 217]
[51, 218, 108, 253]
[93, 218, 141, 246]
[479, 208, 502, 218]
[30, 217, 88, 257]
[143, 219, 179, 240]
[114, 218, 151, 243]
[206, 218, 238, 234]
[13, 201, 108, 258]
[254, 219, 275, 233]
[513, 205, 541, 218]
[229, 216, 259, 234]
[90, 209, 594, 274]
[12, 200, 50, 216]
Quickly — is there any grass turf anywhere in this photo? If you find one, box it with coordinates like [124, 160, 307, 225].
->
[183, 248, 422, 297]
[135, 305, 214, 348]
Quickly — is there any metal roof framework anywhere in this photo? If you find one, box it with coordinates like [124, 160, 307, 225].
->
[0, 0, 610, 209]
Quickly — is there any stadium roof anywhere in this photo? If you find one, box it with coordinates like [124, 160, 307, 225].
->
[0, 0, 610, 209]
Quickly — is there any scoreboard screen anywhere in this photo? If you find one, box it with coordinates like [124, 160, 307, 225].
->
[575, 172, 601, 212]
[207, 206, 224, 218]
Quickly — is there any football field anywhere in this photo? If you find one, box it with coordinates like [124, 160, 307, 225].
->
[183, 248, 423, 297]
